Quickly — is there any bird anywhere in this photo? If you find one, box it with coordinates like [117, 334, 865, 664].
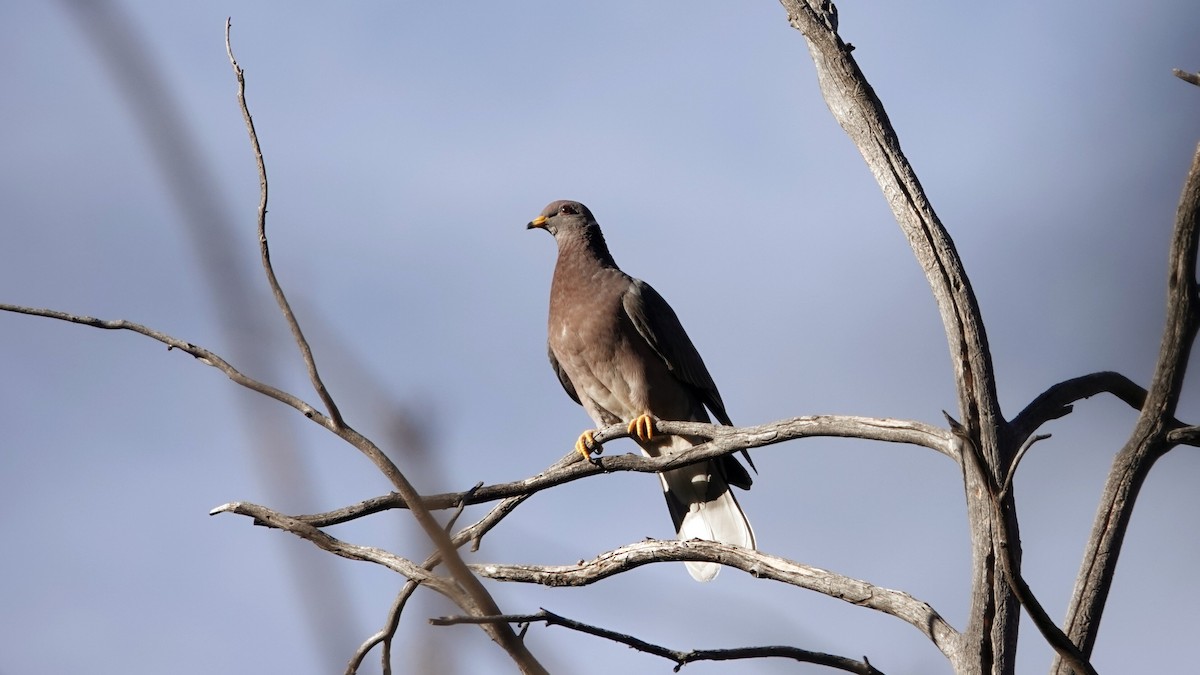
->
[527, 199, 755, 581]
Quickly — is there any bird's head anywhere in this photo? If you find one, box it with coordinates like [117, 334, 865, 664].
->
[527, 199, 616, 266]
[526, 200, 598, 238]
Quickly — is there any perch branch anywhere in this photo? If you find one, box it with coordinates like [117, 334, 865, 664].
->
[472, 539, 962, 663]
[292, 416, 953, 522]
[1053, 138, 1200, 673]
[431, 609, 885, 675]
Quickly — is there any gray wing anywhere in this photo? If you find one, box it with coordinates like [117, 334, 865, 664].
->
[622, 279, 730, 423]
[548, 342, 581, 405]
[622, 279, 755, 485]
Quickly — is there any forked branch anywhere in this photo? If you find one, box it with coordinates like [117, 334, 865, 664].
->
[221, 21, 547, 673]
[948, 419, 1098, 675]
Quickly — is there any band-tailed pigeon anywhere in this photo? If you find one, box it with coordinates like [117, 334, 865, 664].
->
[527, 199, 755, 582]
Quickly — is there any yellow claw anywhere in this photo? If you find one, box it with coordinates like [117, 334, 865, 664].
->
[628, 414, 655, 442]
[575, 430, 599, 461]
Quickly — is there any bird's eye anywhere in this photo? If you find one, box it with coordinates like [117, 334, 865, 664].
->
[559, 203, 578, 216]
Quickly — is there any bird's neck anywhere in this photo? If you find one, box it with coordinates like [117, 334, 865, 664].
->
[558, 230, 619, 271]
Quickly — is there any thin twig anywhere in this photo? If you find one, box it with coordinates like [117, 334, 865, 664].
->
[344, 584, 409, 675]
[431, 609, 886, 675]
[999, 433, 1050, 502]
[225, 19, 345, 430]
[445, 482, 484, 533]
[0, 304, 324, 415]
[0, 302, 421, 491]
[220, 22, 545, 673]
[210, 501, 451, 591]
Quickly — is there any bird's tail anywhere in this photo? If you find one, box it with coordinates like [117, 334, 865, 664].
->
[655, 437, 755, 582]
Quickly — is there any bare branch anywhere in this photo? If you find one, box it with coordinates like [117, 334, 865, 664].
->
[652, 417, 955, 461]
[994, 525, 1098, 675]
[0, 302, 426, 495]
[221, 23, 546, 673]
[1054, 139, 1200, 673]
[1167, 425, 1200, 446]
[344, 585, 408, 675]
[431, 609, 886, 675]
[1173, 68, 1200, 87]
[776, 5, 1015, 665]
[216, 491, 550, 675]
[293, 416, 953, 522]
[343, 464, 558, 674]
[210, 501, 452, 592]
[1010, 371, 1154, 442]
[0, 303, 326, 415]
[949, 421, 1099, 675]
[777, 1, 1001, 440]
[472, 539, 962, 663]
[225, 19, 344, 430]
[282, 415, 947, 670]
[998, 433, 1050, 503]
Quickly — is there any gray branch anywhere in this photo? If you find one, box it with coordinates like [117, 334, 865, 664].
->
[472, 539, 963, 664]
[777, 2, 1015, 668]
[1052, 138, 1200, 674]
[948, 420, 1098, 675]
[290, 416, 953, 522]
[210, 501, 452, 592]
[1167, 425, 1200, 445]
[1173, 68, 1200, 87]
[225, 19, 344, 430]
[1010, 372, 1150, 442]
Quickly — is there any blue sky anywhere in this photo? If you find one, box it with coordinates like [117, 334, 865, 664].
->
[2, 2, 1198, 674]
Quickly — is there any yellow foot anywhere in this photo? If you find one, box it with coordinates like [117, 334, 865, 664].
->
[628, 414, 655, 442]
[575, 430, 601, 462]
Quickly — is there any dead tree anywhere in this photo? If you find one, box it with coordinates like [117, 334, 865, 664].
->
[3, 5, 1196, 675]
